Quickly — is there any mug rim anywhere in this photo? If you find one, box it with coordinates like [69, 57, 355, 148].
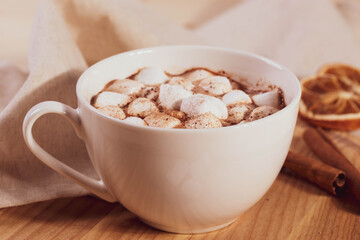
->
[76, 45, 301, 133]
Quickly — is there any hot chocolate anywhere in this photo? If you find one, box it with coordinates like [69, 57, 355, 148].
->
[91, 67, 285, 129]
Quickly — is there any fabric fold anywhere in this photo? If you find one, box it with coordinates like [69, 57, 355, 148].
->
[0, 62, 27, 112]
[0, 0, 200, 208]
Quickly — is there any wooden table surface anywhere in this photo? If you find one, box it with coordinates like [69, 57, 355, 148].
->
[1, 0, 360, 238]
[1, 121, 360, 240]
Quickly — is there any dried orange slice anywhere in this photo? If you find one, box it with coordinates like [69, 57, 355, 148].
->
[318, 64, 360, 82]
[299, 64, 360, 130]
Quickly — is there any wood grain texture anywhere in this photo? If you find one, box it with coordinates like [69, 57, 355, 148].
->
[1, 120, 360, 240]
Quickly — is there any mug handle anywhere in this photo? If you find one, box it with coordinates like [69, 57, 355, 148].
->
[23, 101, 116, 202]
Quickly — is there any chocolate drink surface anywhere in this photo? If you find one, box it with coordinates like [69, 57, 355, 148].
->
[91, 67, 285, 129]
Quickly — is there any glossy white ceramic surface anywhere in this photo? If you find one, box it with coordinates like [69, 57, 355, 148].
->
[23, 45, 301, 234]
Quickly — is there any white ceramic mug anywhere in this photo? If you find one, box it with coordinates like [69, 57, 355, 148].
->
[23, 45, 301, 234]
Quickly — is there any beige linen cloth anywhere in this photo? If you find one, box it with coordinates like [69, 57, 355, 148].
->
[1, 0, 360, 208]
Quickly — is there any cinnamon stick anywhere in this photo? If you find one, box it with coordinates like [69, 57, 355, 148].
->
[285, 151, 345, 196]
[304, 127, 360, 202]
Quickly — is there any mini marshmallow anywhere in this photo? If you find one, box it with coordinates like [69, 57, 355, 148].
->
[140, 86, 159, 101]
[199, 76, 232, 95]
[222, 90, 252, 106]
[168, 77, 194, 90]
[144, 112, 181, 128]
[135, 67, 168, 85]
[180, 94, 228, 119]
[164, 110, 187, 121]
[247, 106, 278, 122]
[184, 69, 213, 82]
[227, 105, 249, 124]
[220, 119, 232, 127]
[122, 117, 147, 126]
[252, 89, 281, 108]
[159, 84, 193, 110]
[127, 98, 159, 118]
[105, 79, 144, 95]
[185, 113, 222, 129]
[95, 91, 131, 108]
[98, 106, 126, 120]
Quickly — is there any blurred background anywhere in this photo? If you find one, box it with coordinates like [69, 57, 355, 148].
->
[0, 0, 243, 71]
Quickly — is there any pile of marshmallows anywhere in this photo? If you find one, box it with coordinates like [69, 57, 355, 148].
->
[92, 67, 283, 129]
